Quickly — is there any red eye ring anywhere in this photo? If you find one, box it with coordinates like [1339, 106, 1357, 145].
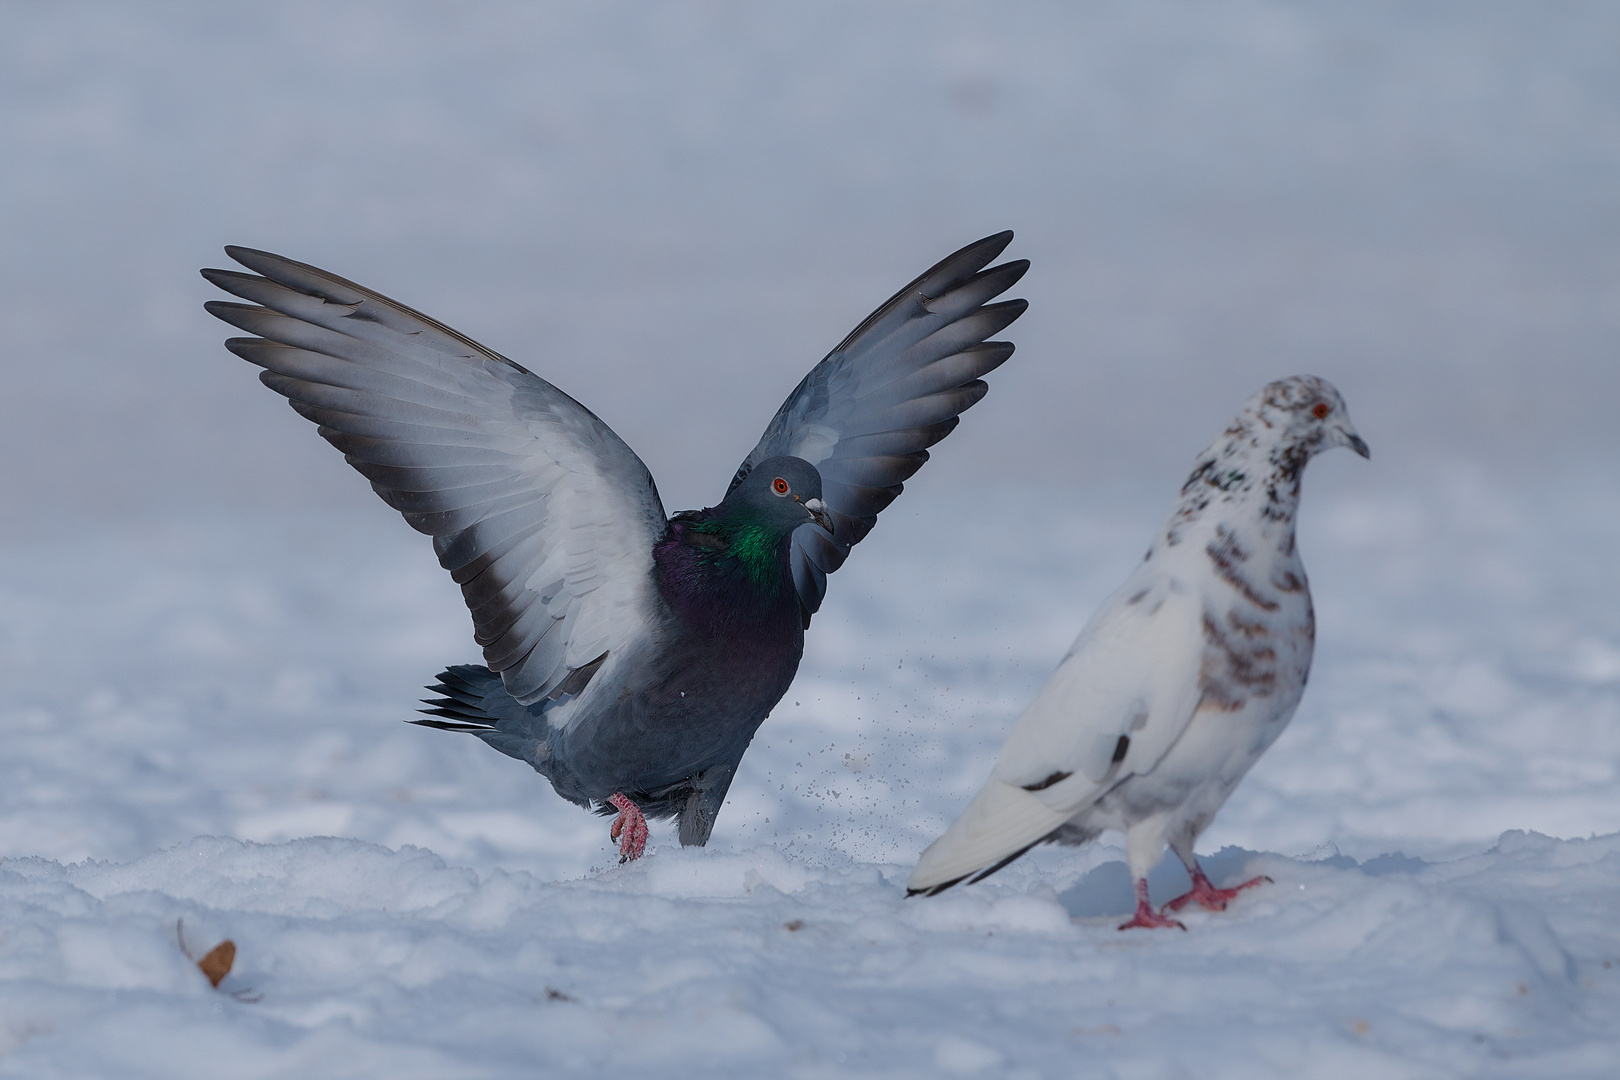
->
[1311, 402, 1331, 419]
[772, 477, 790, 496]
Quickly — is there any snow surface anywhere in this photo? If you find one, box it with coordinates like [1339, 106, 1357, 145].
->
[2, 830, 1617, 1078]
[3, 474, 1620, 1077]
[3, 1, 1620, 1076]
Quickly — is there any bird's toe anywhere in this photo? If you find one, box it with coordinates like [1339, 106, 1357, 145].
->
[608, 793, 649, 862]
[1118, 910, 1187, 931]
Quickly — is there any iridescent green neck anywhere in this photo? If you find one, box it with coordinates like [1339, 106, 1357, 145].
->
[726, 522, 781, 592]
[674, 513, 785, 596]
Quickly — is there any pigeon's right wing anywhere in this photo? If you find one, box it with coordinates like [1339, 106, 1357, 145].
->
[730, 232, 1028, 623]
[992, 571, 1208, 795]
[907, 569, 1208, 894]
[202, 248, 667, 707]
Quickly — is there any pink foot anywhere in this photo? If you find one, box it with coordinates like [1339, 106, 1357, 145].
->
[1118, 878, 1186, 931]
[1164, 866, 1272, 913]
[607, 793, 648, 862]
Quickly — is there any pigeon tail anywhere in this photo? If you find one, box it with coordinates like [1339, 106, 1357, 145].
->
[906, 779, 1071, 896]
[416, 664, 505, 727]
[413, 664, 552, 765]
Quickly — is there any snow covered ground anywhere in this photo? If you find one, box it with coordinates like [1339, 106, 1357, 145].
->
[4, 1, 1620, 1076]
[2, 471, 1619, 1077]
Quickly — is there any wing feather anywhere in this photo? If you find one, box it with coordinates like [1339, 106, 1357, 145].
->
[992, 571, 1206, 795]
[908, 568, 1210, 893]
[203, 248, 666, 707]
[731, 232, 1027, 620]
[846, 383, 991, 437]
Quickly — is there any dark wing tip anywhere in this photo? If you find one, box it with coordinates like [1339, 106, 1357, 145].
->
[994, 258, 1031, 288]
[200, 266, 261, 290]
[221, 245, 359, 295]
[202, 299, 251, 320]
[939, 230, 1016, 279]
[970, 341, 1016, 377]
[223, 245, 314, 281]
[224, 244, 277, 264]
[972, 230, 1015, 256]
[906, 874, 970, 898]
[964, 844, 1039, 887]
[221, 337, 274, 365]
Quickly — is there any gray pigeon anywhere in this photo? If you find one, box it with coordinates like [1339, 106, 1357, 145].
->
[906, 376, 1367, 927]
[202, 234, 1027, 860]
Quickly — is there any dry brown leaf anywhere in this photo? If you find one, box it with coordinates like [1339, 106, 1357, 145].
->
[198, 940, 236, 987]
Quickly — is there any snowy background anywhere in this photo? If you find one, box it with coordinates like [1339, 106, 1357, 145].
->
[2, 2, 1619, 1076]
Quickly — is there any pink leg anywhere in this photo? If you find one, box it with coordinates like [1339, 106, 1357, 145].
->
[1164, 864, 1272, 912]
[1118, 878, 1186, 931]
[607, 793, 648, 862]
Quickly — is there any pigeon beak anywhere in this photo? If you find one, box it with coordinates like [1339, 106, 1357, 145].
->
[1332, 417, 1370, 459]
[802, 497, 833, 532]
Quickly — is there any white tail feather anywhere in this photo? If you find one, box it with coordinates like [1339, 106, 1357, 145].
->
[907, 780, 1073, 893]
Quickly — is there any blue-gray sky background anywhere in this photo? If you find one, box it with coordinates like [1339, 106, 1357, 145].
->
[3, 1, 1616, 530]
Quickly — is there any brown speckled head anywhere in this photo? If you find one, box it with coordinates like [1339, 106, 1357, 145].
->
[1229, 375, 1369, 468]
[1164, 376, 1367, 546]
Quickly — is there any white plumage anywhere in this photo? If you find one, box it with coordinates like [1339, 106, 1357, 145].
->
[908, 376, 1368, 928]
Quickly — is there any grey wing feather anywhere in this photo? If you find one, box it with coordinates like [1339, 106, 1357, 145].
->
[731, 232, 1027, 620]
[202, 247, 667, 707]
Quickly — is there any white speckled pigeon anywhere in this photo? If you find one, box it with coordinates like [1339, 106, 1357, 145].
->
[907, 376, 1367, 927]
[203, 234, 1026, 860]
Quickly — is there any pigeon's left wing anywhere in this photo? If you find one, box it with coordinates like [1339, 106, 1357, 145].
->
[730, 232, 1027, 622]
[201, 248, 668, 708]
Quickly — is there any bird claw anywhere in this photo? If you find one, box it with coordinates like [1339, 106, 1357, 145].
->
[1118, 878, 1186, 930]
[607, 793, 648, 862]
[1118, 908, 1187, 931]
[1164, 870, 1273, 913]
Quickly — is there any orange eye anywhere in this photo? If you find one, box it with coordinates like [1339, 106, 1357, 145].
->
[771, 477, 790, 496]
[1311, 402, 1331, 419]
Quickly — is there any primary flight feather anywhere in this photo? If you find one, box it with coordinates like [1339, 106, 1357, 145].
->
[907, 376, 1367, 927]
[203, 233, 1027, 859]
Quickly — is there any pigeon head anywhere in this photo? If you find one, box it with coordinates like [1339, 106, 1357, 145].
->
[662, 456, 829, 599]
[1244, 375, 1369, 462]
[721, 456, 832, 534]
[1166, 375, 1367, 545]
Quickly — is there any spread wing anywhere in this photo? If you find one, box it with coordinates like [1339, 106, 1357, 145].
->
[908, 568, 1208, 894]
[730, 232, 1027, 621]
[202, 247, 667, 707]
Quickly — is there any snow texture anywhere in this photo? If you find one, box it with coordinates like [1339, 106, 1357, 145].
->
[3, 2, 1619, 1076]
[3, 474, 1620, 1077]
